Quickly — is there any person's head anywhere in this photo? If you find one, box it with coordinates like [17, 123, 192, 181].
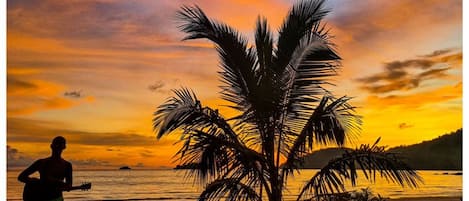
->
[50, 136, 66, 153]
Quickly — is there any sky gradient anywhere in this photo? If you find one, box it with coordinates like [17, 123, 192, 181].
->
[7, 0, 462, 169]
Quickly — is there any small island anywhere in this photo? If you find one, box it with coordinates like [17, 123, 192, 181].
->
[174, 163, 199, 170]
[119, 166, 131, 170]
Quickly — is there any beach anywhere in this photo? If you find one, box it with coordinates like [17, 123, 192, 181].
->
[391, 197, 462, 201]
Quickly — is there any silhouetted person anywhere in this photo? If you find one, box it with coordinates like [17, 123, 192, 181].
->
[18, 136, 73, 201]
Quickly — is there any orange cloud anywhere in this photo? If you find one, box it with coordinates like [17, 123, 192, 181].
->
[365, 82, 461, 108]
[7, 78, 95, 116]
[7, 67, 42, 75]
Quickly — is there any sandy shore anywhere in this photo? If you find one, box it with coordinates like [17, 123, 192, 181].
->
[391, 196, 462, 201]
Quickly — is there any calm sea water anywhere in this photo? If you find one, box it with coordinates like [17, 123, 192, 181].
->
[7, 169, 462, 200]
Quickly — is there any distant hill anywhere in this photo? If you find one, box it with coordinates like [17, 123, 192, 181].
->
[387, 129, 462, 170]
[297, 129, 462, 170]
[297, 147, 350, 169]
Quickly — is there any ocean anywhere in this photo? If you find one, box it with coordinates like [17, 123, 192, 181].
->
[7, 169, 462, 200]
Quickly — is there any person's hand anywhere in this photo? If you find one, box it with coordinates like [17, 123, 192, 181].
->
[59, 182, 72, 192]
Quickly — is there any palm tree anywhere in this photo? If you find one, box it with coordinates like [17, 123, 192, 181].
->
[152, 0, 421, 200]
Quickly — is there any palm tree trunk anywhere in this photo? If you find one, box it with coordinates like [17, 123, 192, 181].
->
[268, 176, 282, 201]
[269, 157, 282, 201]
[265, 126, 283, 201]
[259, 180, 263, 201]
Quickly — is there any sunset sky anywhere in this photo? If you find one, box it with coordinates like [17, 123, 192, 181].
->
[6, 0, 462, 169]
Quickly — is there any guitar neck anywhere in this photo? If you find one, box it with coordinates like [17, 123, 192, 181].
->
[64, 183, 91, 191]
[68, 186, 85, 191]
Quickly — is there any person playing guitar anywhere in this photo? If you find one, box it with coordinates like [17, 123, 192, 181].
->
[18, 136, 88, 201]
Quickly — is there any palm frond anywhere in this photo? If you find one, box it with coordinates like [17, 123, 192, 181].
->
[178, 130, 231, 182]
[177, 5, 258, 116]
[310, 96, 361, 146]
[153, 88, 245, 146]
[152, 88, 200, 138]
[297, 140, 422, 201]
[276, 1, 341, 162]
[274, 0, 329, 73]
[199, 178, 261, 201]
[283, 95, 361, 175]
[282, 33, 341, 136]
[176, 129, 268, 187]
[255, 16, 273, 76]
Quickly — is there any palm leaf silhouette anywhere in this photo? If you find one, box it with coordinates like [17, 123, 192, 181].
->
[153, 1, 421, 200]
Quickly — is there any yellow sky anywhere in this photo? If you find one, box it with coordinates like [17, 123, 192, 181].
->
[6, 0, 462, 169]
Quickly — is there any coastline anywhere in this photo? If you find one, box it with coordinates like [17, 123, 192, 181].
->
[391, 196, 462, 201]
[7, 170, 462, 200]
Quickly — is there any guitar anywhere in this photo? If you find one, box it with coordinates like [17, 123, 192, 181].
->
[23, 180, 91, 201]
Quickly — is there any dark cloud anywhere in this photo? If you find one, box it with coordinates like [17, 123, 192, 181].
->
[7, 145, 34, 168]
[140, 152, 155, 158]
[69, 159, 112, 167]
[7, 118, 62, 143]
[140, 149, 156, 158]
[7, 77, 37, 91]
[385, 59, 435, 70]
[106, 148, 121, 152]
[7, 118, 158, 147]
[360, 79, 419, 94]
[440, 52, 462, 63]
[398, 123, 413, 129]
[356, 50, 460, 94]
[148, 81, 165, 92]
[418, 67, 451, 79]
[356, 70, 407, 84]
[420, 49, 453, 58]
[64, 90, 83, 98]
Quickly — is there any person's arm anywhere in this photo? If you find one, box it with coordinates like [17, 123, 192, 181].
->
[63, 162, 73, 191]
[18, 160, 41, 183]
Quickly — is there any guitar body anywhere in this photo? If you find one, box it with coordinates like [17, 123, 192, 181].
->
[23, 181, 91, 201]
[22, 180, 45, 201]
